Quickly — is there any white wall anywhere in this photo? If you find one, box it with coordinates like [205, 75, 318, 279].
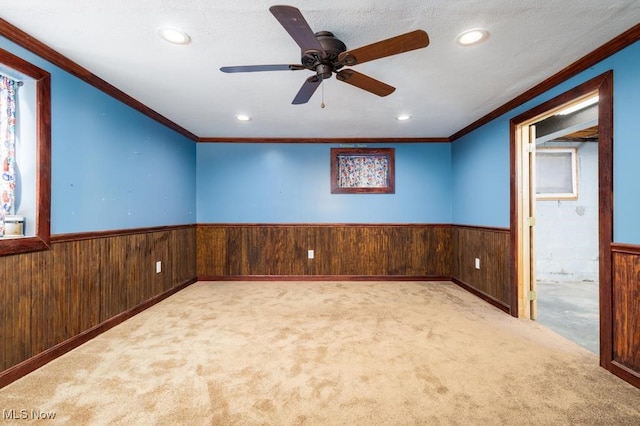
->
[535, 141, 599, 282]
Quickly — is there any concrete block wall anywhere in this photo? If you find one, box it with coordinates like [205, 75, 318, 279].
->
[535, 141, 599, 282]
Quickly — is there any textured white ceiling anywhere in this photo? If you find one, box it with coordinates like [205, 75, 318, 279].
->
[0, 1, 639, 139]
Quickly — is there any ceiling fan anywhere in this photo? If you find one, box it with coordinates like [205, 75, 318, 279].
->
[220, 5, 429, 105]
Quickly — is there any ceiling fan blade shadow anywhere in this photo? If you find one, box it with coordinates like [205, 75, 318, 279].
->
[336, 69, 395, 97]
[220, 64, 305, 73]
[292, 76, 321, 104]
[269, 5, 324, 54]
[338, 30, 429, 66]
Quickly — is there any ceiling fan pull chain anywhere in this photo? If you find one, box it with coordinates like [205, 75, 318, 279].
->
[321, 78, 325, 109]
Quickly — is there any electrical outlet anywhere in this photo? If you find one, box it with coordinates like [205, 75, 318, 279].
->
[308, 249, 314, 259]
[156, 261, 162, 273]
[475, 258, 480, 270]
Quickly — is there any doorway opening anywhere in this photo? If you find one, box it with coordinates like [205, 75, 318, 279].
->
[531, 95, 599, 353]
[510, 71, 613, 365]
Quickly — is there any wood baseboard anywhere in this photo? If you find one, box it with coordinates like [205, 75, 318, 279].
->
[0, 278, 196, 390]
[451, 277, 511, 314]
[198, 275, 451, 282]
[610, 361, 640, 389]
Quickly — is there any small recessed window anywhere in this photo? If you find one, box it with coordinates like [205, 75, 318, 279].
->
[536, 148, 578, 200]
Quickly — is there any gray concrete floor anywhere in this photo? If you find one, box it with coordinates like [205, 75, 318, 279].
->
[535, 281, 599, 354]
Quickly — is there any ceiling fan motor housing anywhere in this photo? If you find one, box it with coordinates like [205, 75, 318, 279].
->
[221, 6, 429, 104]
[301, 31, 347, 79]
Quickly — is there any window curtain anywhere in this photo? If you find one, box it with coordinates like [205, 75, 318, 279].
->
[0, 75, 17, 236]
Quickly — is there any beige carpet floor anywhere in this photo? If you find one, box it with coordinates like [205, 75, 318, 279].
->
[1, 280, 639, 425]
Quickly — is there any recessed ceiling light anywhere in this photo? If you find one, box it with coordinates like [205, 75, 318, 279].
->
[396, 114, 412, 121]
[158, 27, 191, 45]
[456, 29, 490, 46]
[236, 114, 251, 122]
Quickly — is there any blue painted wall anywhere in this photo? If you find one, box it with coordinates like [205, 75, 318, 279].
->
[4, 31, 639, 242]
[452, 41, 640, 244]
[0, 37, 196, 234]
[611, 42, 640, 245]
[197, 143, 452, 223]
[451, 119, 510, 228]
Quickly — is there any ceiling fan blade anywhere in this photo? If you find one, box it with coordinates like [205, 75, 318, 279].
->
[336, 69, 395, 97]
[220, 64, 305, 73]
[269, 5, 324, 54]
[338, 30, 429, 66]
[292, 75, 321, 104]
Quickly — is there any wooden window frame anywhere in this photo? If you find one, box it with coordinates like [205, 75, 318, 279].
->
[535, 147, 578, 200]
[0, 48, 51, 256]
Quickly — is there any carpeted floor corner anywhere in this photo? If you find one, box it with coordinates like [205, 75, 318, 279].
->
[1, 280, 639, 425]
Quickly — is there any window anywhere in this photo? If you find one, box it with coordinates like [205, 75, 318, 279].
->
[0, 48, 51, 256]
[536, 148, 578, 200]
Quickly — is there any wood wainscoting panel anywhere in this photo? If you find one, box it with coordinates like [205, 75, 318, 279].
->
[100, 234, 132, 320]
[247, 226, 308, 275]
[385, 225, 451, 276]
[0, 226, 196, 376]
[451, 226, 511, 310]
[197, 224, 451, 278]
[612, 249, 640, 376]
[100, 229, 195, 320]
[309, 226, 391, 276]
[48, 240, 101, 351]
[197, 225, 227, 277]
[169, 227, 197, 291]
[0, 250, 49, 370]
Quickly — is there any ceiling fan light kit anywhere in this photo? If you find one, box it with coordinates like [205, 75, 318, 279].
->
[220, 5, 430, 105]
